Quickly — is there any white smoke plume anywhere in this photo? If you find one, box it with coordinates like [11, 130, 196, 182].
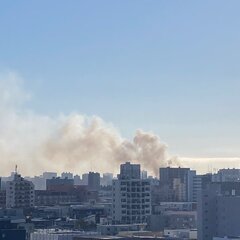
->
[0, 73, 177, 176]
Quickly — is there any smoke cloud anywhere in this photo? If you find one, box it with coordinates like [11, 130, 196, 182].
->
[0, 73, 178, 176]
[1, 73, 240, 176]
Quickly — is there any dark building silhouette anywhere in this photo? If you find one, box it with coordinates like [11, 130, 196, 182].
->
[0, 219, 26, 240]
[88, 172, 100, 191]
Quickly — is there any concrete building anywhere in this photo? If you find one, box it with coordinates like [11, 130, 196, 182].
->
[159, 167, 209, 202]
[46, 177, 74, 191]
[25, 176, 46, 190]
[74, 175, 81, 185]
[159, 167, 191, 202]
[82, 173, 89, 185]
[88, 172, 100, 191]
[141, 170, 148, 180]
[61, 172, 73, 179]
[198, 182, 240, 240]
[112, 162, 151, 224]
[101, 173, 113, 186]
[212, 168, 240, 182]
[35, 185, 96, 206]
[6, 173, 35, 208]
[43, 172, 57, 179]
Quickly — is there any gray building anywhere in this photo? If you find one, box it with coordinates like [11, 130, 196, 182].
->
[6, 173, 35, 208]
[61, 172, 73, 179]
[42, 172, 57, 179]
[46, 177, 74, 191]
[198, 182, 240, 240]
[212, 168, 240, 182]
[112, 162, 151, 224]
[88, 172, 100, 191]
[159, 167, 202, 202]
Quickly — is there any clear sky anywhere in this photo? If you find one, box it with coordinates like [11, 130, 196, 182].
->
[1, 0, 240, 159]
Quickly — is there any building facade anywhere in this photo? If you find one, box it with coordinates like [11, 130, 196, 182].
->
[6, 173, 35, 208]
[112, 162, 151, 224]
[88, 172, 100, 191]
[198, 182, 240, 240]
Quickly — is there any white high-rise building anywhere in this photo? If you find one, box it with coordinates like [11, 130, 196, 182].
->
[6, 173, 35, 208]
[112, 162, 151, 224]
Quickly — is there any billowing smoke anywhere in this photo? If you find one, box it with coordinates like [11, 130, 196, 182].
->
[43, 116, 177, 176]
[0, 73, 178, 176]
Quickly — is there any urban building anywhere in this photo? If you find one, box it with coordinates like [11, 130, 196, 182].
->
[43, 172, 57, 179]
[141, 170, 148, 179]
[61, 172, 74, 179]
[112, 162, 151, 224]
[6, 172, 35, 208]
[0, 219, 26, 240]
[212, 168, 240, 182]
[82, 173, 89, 185]
[0, 190, 6, 208]
[159, 167, 191, 202]
[74, 175, 82, 185]
[35, 185, 97, 206]
[198, 182, 240, 240]
[159, 167, 208, 202]
[46, 177, 74, 191]
[101, 173, 113, 186]
[88, 172, 100, 191]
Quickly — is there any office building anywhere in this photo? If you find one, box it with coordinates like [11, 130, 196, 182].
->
[159, 167, 206, 202]
[160, 167, 190, 202]
[6, 173, 35, 208]
[198, 182, 240, 240]
[112, 162, 151, 224]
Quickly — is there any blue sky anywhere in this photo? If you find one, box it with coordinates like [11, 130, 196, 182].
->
[1, 0, 240, 158]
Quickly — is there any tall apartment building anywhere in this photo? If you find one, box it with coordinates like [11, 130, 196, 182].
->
[198, 182, 240, 240]
[112, 162, 151, 224]
[88, 172, 100, 191]
[159, 167, 190, 201]
[6, 173, 35, 208]
[159, 167, 207, 202]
